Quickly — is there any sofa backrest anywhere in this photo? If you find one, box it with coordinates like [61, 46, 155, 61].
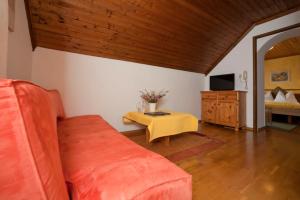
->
[0, 79, 69, 200]
[48, 90, 66, 119]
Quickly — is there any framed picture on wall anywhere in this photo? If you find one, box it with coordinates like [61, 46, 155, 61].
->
[271, 71, 289, 82]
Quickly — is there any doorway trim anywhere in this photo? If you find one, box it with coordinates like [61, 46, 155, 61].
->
[253, 22, 300, 132]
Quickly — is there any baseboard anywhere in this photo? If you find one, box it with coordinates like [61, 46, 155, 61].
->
[121, 129, 146, 137]
[245, 127, 254, 131]
[245, 126, 266, 132]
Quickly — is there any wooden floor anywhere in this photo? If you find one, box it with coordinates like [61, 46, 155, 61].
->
[125, 123, 300, 200]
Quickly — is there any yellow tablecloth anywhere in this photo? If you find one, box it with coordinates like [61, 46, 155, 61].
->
[123, 112, 198, 142]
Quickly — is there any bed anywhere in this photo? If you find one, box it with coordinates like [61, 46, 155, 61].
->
[265, 87, 300, 124]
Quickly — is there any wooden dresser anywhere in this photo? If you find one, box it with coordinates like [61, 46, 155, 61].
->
[201, 91, 246, 131]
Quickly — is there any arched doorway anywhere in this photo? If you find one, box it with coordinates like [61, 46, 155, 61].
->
[264, 36, 300, 129]
[254, 26, 300, 130]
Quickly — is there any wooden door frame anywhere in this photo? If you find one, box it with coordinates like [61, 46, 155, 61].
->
[252, 23, 300, 132]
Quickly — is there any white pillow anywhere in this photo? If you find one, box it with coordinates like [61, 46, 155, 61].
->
[274, 90, 286, 102]
[264, 91, 274, 101]
[286, 92, 299, 104]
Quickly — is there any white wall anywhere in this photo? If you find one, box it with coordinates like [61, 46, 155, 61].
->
[32, 47, 204, 132]
[204, 11, 300, 128]
[0, 0, 8, 77]
[7, 0, 32, 80]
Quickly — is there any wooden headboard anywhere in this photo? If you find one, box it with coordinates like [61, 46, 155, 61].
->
[296, 94, 300, 102]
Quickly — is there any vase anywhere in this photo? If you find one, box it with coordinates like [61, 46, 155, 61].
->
[149, 103, 156, 112]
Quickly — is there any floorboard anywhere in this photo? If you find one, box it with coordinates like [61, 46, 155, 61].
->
[124, 123, 300, 200]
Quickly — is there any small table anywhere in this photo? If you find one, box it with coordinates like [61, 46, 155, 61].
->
[123, 111, 198, 145]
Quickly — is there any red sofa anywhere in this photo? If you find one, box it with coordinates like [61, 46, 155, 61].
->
[0, 79, 192, 200]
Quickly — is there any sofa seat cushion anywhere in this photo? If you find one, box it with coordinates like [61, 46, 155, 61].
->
[58, 115, 191, 200]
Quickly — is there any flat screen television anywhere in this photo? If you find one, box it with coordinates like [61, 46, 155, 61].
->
[210, 74, 235, 91]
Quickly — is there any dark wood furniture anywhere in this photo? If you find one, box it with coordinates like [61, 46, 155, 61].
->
[265, 88, 300, 125]
[201, 91, 247, 131]
[265, 93, 300, 125]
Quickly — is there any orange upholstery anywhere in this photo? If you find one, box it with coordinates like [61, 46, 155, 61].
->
[0, 79, 69, 200]
[58, 115, 192, 200]
[0, 79, 192, 199]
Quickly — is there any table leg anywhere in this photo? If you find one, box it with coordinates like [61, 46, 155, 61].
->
[288, 115, 292, 124]
[145, 128, 151, 145]
[164, 136, 170, 146]
[266, 109, 272, 125]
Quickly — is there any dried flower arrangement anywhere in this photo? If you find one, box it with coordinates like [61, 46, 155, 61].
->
[140, 89, 169, 103]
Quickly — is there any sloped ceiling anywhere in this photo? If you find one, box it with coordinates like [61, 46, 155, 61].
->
[25, 0, 300, 74]
[265, 36, 300, 59]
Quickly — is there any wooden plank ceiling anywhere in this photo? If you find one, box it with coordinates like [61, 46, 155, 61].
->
[265, 36, 300, 59]
[26, 0, 300, 74]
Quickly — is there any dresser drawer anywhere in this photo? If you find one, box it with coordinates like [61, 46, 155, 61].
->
[202, 92, 217, 100]
[201, 90, 246, 131]
[218, 93, 238, 100]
